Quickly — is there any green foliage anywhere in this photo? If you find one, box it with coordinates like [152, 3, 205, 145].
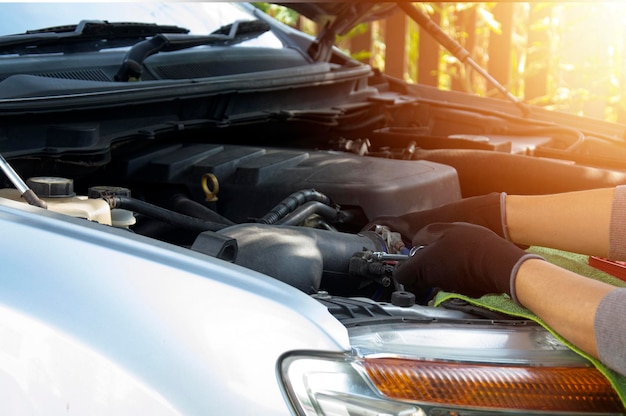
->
[251, 3, 300, 27]
[254, 1, 626, 122]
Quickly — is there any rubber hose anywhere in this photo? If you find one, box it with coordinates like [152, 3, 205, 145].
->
[259, 189, 332, 224]
[275, 201, 339, 225]
[168, 194, 235, 226]
[106, 195, 227, 232]
[412, 148, 626, 197]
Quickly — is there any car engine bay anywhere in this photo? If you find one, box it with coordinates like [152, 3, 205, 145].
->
[3, 86, 626, 316]
[2, 39, 626, 317]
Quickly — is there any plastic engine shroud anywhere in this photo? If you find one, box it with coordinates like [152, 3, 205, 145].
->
[113, 143, 462, 222]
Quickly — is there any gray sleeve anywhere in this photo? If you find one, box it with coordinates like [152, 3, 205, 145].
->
[609, 185, 626, 260]
[594, 288, 626, 376]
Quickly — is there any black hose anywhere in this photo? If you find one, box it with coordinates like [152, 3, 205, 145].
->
[105, 195, 228, 233]
[168, 193, 235, 226]
[259, 189, 332, 224]
[275, 201, 339, 226]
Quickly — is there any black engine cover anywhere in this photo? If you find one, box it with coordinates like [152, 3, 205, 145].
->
[116, 143, 462, 222]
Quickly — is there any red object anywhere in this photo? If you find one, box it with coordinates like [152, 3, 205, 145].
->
[589, 256, 626, 282]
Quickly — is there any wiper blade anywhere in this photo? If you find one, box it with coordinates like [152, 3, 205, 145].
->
[115, 19, 271, 82]
[0, 20, 189, 55]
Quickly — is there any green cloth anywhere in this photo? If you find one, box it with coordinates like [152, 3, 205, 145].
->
[433, 246, 626, 405]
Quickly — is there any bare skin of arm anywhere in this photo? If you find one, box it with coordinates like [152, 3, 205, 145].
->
[506, 188, 615, 257]
[514, 258, 615, 358]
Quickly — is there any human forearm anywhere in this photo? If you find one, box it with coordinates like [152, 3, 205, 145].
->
[394, 222, 624, 374]
[505, 188, 615, 257]
[514, 259, 614, 359]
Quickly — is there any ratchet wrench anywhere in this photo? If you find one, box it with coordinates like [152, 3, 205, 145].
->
[370, 245, 424, 261]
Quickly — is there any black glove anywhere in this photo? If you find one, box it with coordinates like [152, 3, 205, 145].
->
[393, 222, 543, 302]
[363, 192, 509, 242]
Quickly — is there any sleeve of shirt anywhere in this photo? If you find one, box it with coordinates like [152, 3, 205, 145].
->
[609, 185, 626, 261]
[594, 288, 626, 377]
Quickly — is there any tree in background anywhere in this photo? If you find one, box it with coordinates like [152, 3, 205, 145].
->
[417, 2, 625, 122]
[255, 2, 626, 123]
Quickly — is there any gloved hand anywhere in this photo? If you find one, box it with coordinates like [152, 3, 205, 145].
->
[363, 192, 510, 242]
[393, 222, 543, 302]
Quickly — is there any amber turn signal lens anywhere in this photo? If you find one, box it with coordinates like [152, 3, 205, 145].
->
[362, 358, 624, 413]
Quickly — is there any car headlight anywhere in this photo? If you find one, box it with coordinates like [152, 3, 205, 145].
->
[281, 352, 424, 416]
[280, 323, 624, 415]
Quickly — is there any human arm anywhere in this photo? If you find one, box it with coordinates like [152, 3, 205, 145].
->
[366, 186, 626, 260]
[514, 258, 613, 361]
[394, 222, 626, 376]
[511, 258, 626, 375]
[505, 188, 616, 258]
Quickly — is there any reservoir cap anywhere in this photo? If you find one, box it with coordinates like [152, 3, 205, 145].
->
[27, 177, 75, 198]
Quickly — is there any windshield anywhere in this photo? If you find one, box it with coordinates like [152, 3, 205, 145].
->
[0, 2, 282, 46]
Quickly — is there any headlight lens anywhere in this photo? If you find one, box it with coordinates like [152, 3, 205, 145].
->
[280, 323, 625, 415]
[280, 353, 424, 416]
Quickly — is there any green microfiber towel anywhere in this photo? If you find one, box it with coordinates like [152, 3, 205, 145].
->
[434, 246, 626, 406]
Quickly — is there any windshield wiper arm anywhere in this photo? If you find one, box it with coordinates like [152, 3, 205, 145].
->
[114, 19, 270, 82]
[0, 20, 190, 55]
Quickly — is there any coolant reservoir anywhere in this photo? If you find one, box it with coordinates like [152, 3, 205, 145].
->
[0, 177, 112, 226]
[88, 185, 136, 228]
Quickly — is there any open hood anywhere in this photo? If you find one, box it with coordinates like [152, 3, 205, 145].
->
[284, 1, 526, 113]
[278, 2, 399, 29]
[278, 2, 400, 61]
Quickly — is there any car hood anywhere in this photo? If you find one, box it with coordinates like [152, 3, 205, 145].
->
[277, 2, 399, 35]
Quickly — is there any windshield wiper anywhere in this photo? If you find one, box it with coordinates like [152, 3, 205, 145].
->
[114, 19, 270, 82]
[0, 20, 190, 55]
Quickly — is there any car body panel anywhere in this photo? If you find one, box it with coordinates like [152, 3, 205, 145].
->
[0, 197, 349, 414]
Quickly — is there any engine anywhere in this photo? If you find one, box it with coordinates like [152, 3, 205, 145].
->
[0, 143, 462, 304]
